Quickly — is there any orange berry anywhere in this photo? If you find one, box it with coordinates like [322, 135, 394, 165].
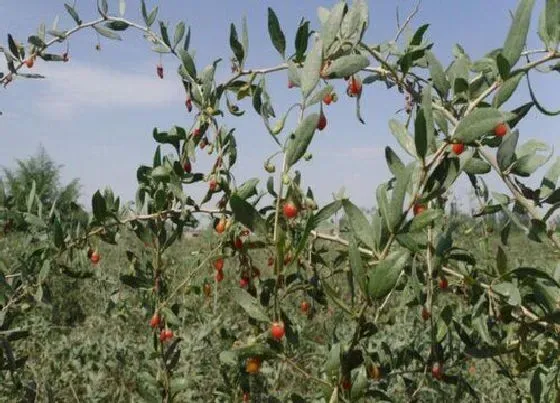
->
[216, 270, 224, 282]
[90, 251, 100, 264]
[413, 203, 426, 216]
[25, 58, 34, 68]
[246, 357, 261, 374]
[323, 92, 333, 105]
[215, 219, 226, 234]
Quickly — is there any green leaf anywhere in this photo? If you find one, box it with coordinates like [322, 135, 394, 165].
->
[28, 35, 46, 48]
[388, 165, 412, 232]
[502, 0, 536, 67]
[285, 113, 319, 168]
[540, 157, 560, 198]
[229, 23, 245, 66]
[422, 84, 436, 152]
[497, 129, 519, 171]
[452, 108, 514, 143]
[174, 21, 185, 48]
[231, 288, 270, 322]
[230, 194, 267, 236]
[312, 200, 342, 227]
[178, 49, 196, 78]
[145, 5, 158, 27]
[64, 3, 82, 25]
[425, 50, 450, 98]
[53, 218, 64, 248]
[321, 2, 346, 53]
[294, 21, 310, 63]
[26, 180, 36, 213]
[7, 34, 20, 60]
[105, 21, 129, 31]
[342, 200, 374, 249]
[235, 178, 259, 200]
[414, 108, 427, 160]
[410, 24, 429, 46]
[94, 25, 122, 41]
[385, 146, 405, 176]
[301, 37, 322, 98]
[92, 191, 107, 221]
[493, 72, 524, 108]
[496, 246, 508, 275]
[496, 53, 511, 80]
[159, 21, 170, 46]
[368, 249, 409, 299]
[389, 119, 416, 157]
[267, 8, 286, 58]
[545, 0, 560, 48]
[409, 209, 443, 232]
[160, 306, 180, 326]
[99, 0, 108, 15]
[463, 157, 492, 175]
[323, 54, 369, 79]
[349, 237, 367, 297]
[492, 282, 521, 306]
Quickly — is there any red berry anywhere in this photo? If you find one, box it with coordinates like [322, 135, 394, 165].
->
[413, 203, 426, 216]
[341, 378, 352, 390]
[431, 362, 443, 380]
[283, 201, 298, 219]
[156, 63, 164, 79]
[439, 276, 448, 290]
[160, 328, 172, 342]
[317, 113, 327, 131]
[216, 270, 224, 282]
[150, 314, 161, 328]
[25, 58, 34, 69]
[185, 98, 192, 112]
[421, 306, 431, 321]
[234, 237, 243, 249]
[183, 161, 192, 173]
[288, 80, 295, 88]
[239, 277, 249, 288]
[323, 92, 333, 105]
[209, 179, 217, 192]
[494, 123, 508, 137]
[193, 128, 201, 137]
[243, 392, 250, 401]
[451, 143, 465, 155]
[90, 251, 100, 265]
[268, 256, 274, 267]
[301, 301, 309, 313]
[213, 258, 224, 271]
[347, 76, 362, 97]
[270, 322, 285, 341]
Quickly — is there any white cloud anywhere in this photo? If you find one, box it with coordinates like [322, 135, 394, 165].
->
[33, 61, 183, 120]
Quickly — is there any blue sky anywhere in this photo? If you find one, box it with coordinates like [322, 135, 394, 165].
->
[1, 0, 559, 213]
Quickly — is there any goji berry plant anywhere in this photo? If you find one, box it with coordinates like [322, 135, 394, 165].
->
[1, 0, 560, 401]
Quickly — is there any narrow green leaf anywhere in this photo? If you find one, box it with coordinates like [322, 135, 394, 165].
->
[92, 191, 107, 221]
[388, 165, 412, 232]
[146, 6, 158, 27]
[231, 288, 270, 322]
[235, 178, 259, 200]
[409, 209, 443, 232]
[174, 21, 185, 48]
[230, 194, 267, 236]
[385, 146, 405, 176]
[323, 54, 369, 79]
[178, 49, 196, 78]
[64, 3, 82, 25]
[267, 8, 286, 58]
[414, 108, 427, 160]
[496, 246, 508, 275]
[545, 0, 560, 48]
[349, 237, 368, 297]
[301, 37, 322, 98]
[493, 72, 524, 108]
[321, 2, 346, 53]
[312, 200, 342, 227]
[425, 50, 450, 98]
[159, 21, 170, 46]
[53, 218, 64, 248]
[389, 119, 416, 157]
[497, 129, 519, 171]
[540, 157, 560, 198]
[26, 180, 36, 213]
[452, 108, 514, 143]
[422, 84, 435, 152]
[368, 249, 409, 299]
[285, 113, 319, 168]
[294, 21, 310, 63]
[94, 25, 122, 41]
[342, 199, 374, 249]
[502, 0, 536, 66]
[229, 23, 244, 66]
